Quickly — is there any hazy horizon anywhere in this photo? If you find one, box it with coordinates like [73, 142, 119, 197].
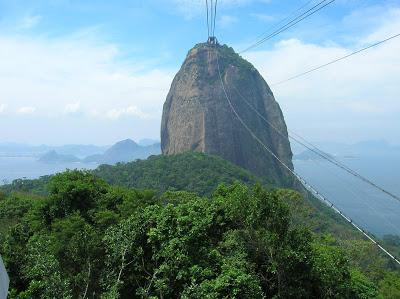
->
[0, 138, 399, 149]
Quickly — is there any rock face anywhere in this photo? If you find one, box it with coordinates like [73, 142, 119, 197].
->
[161, 43, 293, 186]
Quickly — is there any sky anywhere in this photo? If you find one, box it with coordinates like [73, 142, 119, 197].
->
[0, 0, 399, 146]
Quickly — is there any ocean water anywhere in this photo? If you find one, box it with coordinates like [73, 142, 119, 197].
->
[0, 156, 98, 185]
[294, 155, 400, 238]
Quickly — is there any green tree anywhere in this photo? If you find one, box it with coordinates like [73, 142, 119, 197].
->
[378, 272, 400, 299]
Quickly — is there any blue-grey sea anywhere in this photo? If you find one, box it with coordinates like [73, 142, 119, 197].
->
[0, 156, 97, 184]
[294, 155, 400, 238]
[0, 155, 399, 238]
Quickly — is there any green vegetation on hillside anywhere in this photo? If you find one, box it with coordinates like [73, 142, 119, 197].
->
[3, 170, 398, 298]
[0, 152, 269, 197]
[94, 152, 273, 195]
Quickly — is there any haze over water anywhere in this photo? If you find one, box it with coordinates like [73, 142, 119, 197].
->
[0, 157, 97, 184]
[294, 155, 400, 238]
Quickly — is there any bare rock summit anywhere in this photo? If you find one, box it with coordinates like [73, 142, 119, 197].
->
[161, 43, 293, 186]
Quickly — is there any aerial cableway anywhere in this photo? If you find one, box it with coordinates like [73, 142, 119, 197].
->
[205, 0, 218, 44]
[240, 0, 336, 53]
[204, 0, 400, 266]
[272, 32, 400, 86]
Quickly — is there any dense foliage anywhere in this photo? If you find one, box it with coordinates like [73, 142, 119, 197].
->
[93, 152, 274, 195]
[1, 170, 399, 298]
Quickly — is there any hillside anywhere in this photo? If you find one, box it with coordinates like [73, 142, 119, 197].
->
[0, 152, 269, 197]
[93, 151, 272, 195]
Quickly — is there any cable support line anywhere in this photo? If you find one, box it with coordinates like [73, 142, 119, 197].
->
[213, 0, 218, 37]
[241, 0, 334, 53]
[249, 0, 315, 47]
[206, 0, 210, 38]
[240, 0, 335, 53]
[210, 0, 214, 37]
[214, 47, 400, 266]
[272, 32, 400, 85]
[232, 85, 400, 203]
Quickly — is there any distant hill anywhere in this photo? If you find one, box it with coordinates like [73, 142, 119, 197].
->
[83, 139, 161, 165]
[0, 143, 107, 158]
[94, 151, 272, 195]
[38, 150, 81, 163]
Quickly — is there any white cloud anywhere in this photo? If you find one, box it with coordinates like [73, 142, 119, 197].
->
[18, 15, 42, 30]
[0, 30, 174, 142]
[126, 106, 149, 119]
[250, 13, 275, 23]
[17, 106, 36, 115]
[361, 8, 400, 44]
[0, 104, 7, 113]
[64, 102, 81, 114]
[105, 105, 149, 120]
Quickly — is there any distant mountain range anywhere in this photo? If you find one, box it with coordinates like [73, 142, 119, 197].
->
[0, 143, 107, 158]
[83, 139, 160, 164]
[37, 139, 161, 165]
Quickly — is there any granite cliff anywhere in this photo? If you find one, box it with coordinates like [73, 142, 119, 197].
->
[161, 43, 293, 186]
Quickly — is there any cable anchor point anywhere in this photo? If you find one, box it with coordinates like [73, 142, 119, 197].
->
[207, 36, 218, 45]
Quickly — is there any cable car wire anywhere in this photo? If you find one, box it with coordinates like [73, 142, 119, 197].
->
[206, 0, 210, 38]
[240, 0, 335, 53]
[213, 0, 218, 37]
[210, 0, 214, 37]
[249, 0, 315, 47]
[272, 32, 400, 85]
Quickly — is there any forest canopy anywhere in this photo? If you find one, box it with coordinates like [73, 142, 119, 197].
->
[1, 170, 399, 298]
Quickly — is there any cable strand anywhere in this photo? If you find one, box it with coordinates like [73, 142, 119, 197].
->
[272, 32, 400, 85]
[206, 0, 210, 39]
[213, 0, 218, 37]
[240, 0, 335, 53]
